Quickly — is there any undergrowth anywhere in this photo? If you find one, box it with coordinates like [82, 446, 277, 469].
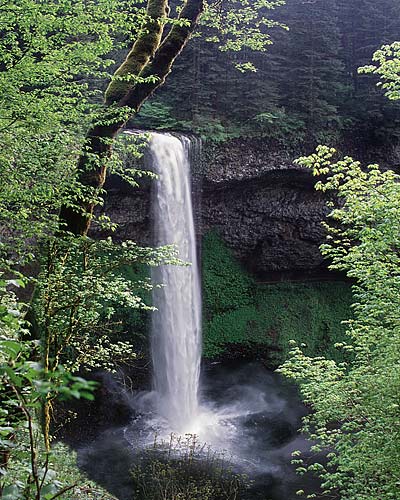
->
[131, 434, 247, 500]
[3, 439, 116, 500]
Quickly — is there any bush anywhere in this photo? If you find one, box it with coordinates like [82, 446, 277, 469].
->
[131, 434, 246, 500]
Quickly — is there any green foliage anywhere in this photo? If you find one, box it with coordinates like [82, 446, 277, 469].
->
[202, 231, 253, 313]
[192, 116, 244, 142]
[257, 283, 353, 364]
[359, 41, 400, 101]
[34, 237, 175, 373]
[134, 101, 245, 142]
[202, 231, 352, 364]
[110, 263, 153, 353]
[200, 0, 287, 56]
[252, 109, 306, 144]
[0, 0, 148, 264]
[133, 100, 192, 131]
[279, 146, 400, 500]
[3, 440, 117, 500]
[0, 278, 99, 499]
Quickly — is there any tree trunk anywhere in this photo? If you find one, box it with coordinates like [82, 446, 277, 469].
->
[60, 0, 204, 236]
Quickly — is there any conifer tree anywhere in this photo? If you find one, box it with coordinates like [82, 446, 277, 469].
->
[338, 0, 400, 134]
[273, 0, 346, 140]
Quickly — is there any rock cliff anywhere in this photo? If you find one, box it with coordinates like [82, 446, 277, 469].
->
[93, 135, 398, 278]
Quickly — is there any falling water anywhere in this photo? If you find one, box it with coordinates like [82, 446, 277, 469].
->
[149, 133, 202, 432]
[78, 133, 316, 500]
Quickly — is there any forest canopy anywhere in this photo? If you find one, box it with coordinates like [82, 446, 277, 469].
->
[137, 0, 400, 144]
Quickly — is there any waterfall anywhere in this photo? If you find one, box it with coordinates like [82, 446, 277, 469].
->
[149, 132, 202, 432]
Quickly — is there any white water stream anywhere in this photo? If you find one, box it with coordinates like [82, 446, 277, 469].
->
[149, 133, 202, 433]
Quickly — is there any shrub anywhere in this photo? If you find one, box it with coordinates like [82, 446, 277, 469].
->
[131, 434, 246, 500]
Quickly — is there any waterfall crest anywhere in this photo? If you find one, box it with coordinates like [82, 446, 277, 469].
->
[149, 132, 202, 432]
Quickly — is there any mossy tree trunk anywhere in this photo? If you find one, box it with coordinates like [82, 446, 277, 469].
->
[60, 0, 204, 235]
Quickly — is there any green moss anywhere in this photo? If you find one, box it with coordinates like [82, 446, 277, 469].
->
[202, 231, 353, 366]
[202, 230, 253, 312]
[205, 305, 259, 353]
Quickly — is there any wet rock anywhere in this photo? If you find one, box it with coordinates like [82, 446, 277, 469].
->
[91, 136, 398, 277]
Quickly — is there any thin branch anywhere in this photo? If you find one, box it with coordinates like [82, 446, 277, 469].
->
[48, 483, 78, 500]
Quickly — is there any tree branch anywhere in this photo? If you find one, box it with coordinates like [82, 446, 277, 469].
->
[121, 0, 205, 110]
[59, 0, 204, 236]
[104, 0, 169, 105]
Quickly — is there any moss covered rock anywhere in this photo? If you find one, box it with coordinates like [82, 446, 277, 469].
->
[202, 231, 353, 366]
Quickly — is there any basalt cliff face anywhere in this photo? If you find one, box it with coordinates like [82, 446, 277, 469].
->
[93, 136, 399, 278]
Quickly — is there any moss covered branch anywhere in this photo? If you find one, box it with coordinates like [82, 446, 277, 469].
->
[120, 0, 205, 110]
[60, 0, 204, 236]
[104, 0, 169, 105]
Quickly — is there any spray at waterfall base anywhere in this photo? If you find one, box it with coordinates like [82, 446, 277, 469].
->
[78, 363, 316, 500]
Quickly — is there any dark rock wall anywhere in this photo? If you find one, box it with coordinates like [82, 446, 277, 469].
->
[200, 180, 327, 276]
[92, 136, 398, 278]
